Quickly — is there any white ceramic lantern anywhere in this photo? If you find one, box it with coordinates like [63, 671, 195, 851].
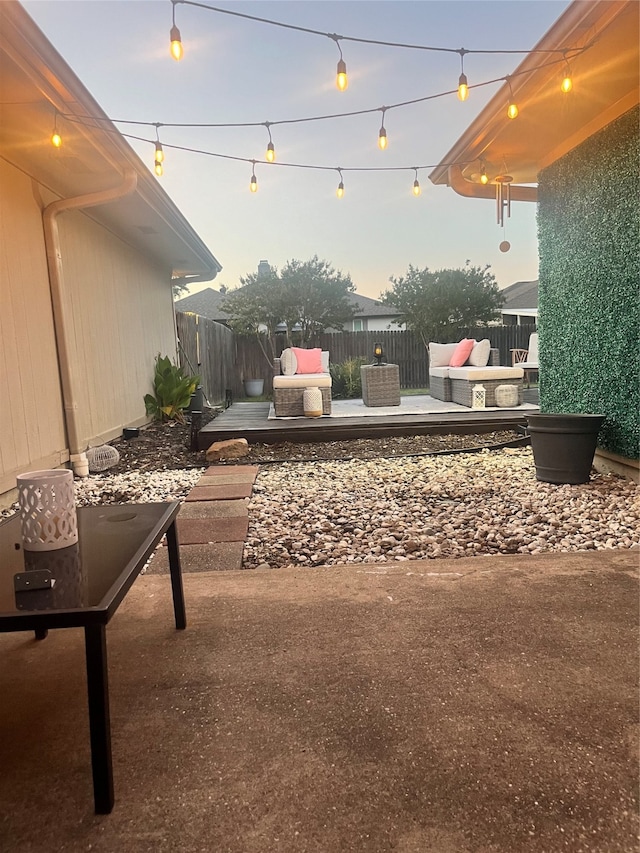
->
[471, 384, 486, 409]
[303, 387, 323, 418]
[16, 469, 78, 551]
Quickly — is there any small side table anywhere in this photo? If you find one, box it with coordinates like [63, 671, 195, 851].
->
[360, 363, 401, 407]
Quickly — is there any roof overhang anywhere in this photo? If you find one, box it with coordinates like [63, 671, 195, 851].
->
[0, 1, 222, 281]
[429, 1, 639, 200]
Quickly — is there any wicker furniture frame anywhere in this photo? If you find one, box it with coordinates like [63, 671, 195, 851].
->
[429, 348, 500, 402]
[361, 364, 401, 407]
[273, 386, 332, 417]
[272, 357, 332, 417]
[450, 377, 524, 408]
[428, 374, 452, 402]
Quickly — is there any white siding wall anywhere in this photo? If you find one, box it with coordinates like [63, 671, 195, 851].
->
[347, 317, 404, 332]
[56, 210, 177, 447]
[0, 158, 178, 500]
[0, 160, 67, 497]
[367, 317, 404, 332]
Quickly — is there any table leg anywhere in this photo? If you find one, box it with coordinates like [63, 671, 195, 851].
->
[84, 624, 114, 814]
[166, 520, 186, 630]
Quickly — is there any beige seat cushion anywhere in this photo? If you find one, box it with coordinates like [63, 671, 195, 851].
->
[448, 366, 524, 381]
[273, 373, 332, 389]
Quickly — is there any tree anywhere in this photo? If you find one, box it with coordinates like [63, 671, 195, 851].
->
[381, 262, 502, 347]
[221, 256, 356, 368]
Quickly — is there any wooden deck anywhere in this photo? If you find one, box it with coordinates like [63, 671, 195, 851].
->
[198, 391, 539, 449]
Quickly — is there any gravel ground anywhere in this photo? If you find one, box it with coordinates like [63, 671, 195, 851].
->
[3, 413, 638, 572]
[244, 448, 640, 568]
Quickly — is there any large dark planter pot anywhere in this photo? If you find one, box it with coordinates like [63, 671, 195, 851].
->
[526, 413, 605, 485]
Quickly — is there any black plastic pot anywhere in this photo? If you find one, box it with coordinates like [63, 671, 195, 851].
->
[526, 413, 604, 484]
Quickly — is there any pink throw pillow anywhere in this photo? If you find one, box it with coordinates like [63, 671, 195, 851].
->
[292, 347, 323, 374]
[449, 338, 475, 367]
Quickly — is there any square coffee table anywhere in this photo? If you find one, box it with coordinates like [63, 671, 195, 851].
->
[360, 363, 401, 407]
[0, 501, 185, 814]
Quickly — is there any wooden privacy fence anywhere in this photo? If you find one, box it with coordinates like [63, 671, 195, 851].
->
[177, 312, 537, 397]
[176, 312, 238, 406]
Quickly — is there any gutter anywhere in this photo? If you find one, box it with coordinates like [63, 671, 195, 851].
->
[446, 165, 537, 203]
[42, 170, 138, 477]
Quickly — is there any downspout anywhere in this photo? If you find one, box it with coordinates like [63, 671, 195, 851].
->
[42, 169, 138, 476]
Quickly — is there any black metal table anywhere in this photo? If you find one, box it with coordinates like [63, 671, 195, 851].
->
[0, 501, 185, 814]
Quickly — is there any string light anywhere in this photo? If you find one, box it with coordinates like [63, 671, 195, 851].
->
[336, 168, 344, 198]
[265, 123, 275, 162]
[412, 168, 421, 197]
[51, 111, 62, 148]
[561, 53, 573, 92]
[154, 125, 164, 163]
[330, 35, 348, 91]
[170, 0, 183, 61]
[249, 160, 258, 192]
[457, 49, 469, 101]
[154, 159, 164, 177]
[506, 77, 519, 119]
[377, 108, 388, 150]
[61, 44, 588, 146]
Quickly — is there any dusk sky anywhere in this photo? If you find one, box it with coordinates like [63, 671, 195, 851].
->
[24, 0, 569, 299]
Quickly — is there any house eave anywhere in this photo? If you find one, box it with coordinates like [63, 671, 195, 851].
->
[0, 0, 222, 280]
[429, 1, 639, 194]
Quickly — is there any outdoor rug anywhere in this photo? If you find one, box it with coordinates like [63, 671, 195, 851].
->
[268, 394, 538, 419]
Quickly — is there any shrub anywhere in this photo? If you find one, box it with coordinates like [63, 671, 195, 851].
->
[144, 354, 200, 423]
[330, 357, 368, 399]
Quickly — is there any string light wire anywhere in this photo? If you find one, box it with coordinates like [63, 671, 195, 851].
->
[173, 0, 581, 58]
[58, 46, 584, 140]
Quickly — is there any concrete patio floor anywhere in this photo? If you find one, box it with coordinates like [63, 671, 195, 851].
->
[0, 548, 637, 852]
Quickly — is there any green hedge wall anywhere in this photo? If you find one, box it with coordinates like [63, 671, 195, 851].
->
[537, 106, 639, 460]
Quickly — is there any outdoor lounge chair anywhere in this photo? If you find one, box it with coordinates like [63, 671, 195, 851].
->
[428, 339, 525, 406]
[510, 332, 539, 387]
[273, 348, 332, 417]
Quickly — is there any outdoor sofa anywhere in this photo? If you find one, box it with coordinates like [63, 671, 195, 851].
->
[429, 339, 525, 407]
[273, 347, 332, 417]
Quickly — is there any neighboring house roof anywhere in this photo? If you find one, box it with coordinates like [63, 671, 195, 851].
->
[175, 288, 230, 322]
[175, 288, 401, 324]
[348, 293, 400, 318]
[0, 1, 222, 286]
[429, 1, 639, 199]
[501, 280, 539, 312]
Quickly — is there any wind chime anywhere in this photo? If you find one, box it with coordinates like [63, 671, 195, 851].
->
[495, 173, 513, 252]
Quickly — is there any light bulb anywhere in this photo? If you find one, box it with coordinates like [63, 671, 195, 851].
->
[266, 141, 275, 163]
[250, 173, 258, 193]
[155, 141, 164, 163]
[507, 102, 519, 120]
[154, 159, 163, 177]
[170, 25, 183, 61]
[51, 129, 62, 148]
[412, 179, 421, 197]
[336, 59, 348, 91]
[336, 181, 344, 199]
[561, 74, 573, 93]
[480, 166, 488, 185]
[377, 127, 387, 150]
[457, 73, 469, 102]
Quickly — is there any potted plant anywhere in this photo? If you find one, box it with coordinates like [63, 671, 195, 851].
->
[144, 354, 200, 423]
